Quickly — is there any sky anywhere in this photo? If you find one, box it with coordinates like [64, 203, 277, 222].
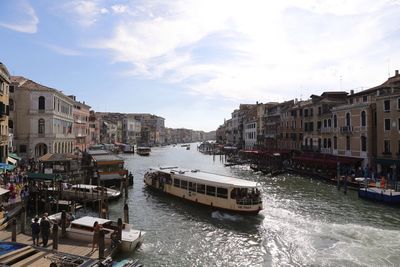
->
[1, 0, 400, 132]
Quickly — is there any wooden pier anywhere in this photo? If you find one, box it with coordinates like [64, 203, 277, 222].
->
[0, 228, 115, 266]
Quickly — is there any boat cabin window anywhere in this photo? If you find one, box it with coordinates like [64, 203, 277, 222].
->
[197, 184, 205, 194]
[216, 187, 228, 199]
[181, 180, 188, 189]
[174, 178, 180, 187]
[71, 224, 94, 232]
[206, 186, 216, 196]
[189, 182, 196, 191]
[73, 187, 90, 193]
[233, 187, 262, 205]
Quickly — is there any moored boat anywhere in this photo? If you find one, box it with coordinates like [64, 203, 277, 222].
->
[66, 216, 144, 252]
[144, 167, 263, 214]
[136, 147, 151, 156]
[48, 184, 121, 201]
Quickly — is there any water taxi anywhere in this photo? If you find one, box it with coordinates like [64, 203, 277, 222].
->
[66, 216, 144, 252]
[144, 167, 263, 214]
[136, 147, 151, 156]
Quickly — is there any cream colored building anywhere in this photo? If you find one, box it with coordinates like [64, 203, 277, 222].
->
[10, 76, 75, 159]
[0, 63, 10, 163]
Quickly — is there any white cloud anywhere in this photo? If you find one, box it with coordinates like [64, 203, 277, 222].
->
[0, 0, 38, 33]
[63, 0, 106, 27]
[111, 4, 128, 14]
[92, 0, 400, 102]
[41, 43, 81, 56]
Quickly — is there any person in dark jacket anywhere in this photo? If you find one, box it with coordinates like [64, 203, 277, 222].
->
[31, 217, 40, 245]
[40, 214, 51, 247]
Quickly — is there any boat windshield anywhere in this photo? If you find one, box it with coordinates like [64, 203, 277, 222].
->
[102, 221, 126, 230]
[231, 187, 262, 205]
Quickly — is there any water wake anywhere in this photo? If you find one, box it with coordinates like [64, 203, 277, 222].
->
[211, 211, 244, 222]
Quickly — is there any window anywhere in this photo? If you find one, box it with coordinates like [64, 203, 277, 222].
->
[398, 98, 400, 110]
[384, 119, 391, 131]
[346, 113, 351, 127]
[197, 184, 205, 194]
[398, 140, 400, 155]
[384, 100, 390, 112]
[9, 99, 14, 111]
[361, 136, 367, 152]
[9, 85, 14, 93]
[181, 180, 188, 190]
[217, 187, 228, 199]
[361, 111, 366, 127]
[333, 136, 337, 149]
[173, 178, 180, 187]
[206, 185, 216, 196]
[384, 140, 391, 154]
[19, 144, 27, 153]
[363, 95, 368, 102]
[8, 119, 13, 129]
[189, 182, 196, 192]
[39, 96, 45, 110]
[346, 136, 350, 151]
[38, 118, 45, 134]
[330, 115, 336, 129]
[310, 108, 313, 116]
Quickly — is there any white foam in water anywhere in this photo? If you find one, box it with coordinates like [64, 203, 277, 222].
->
[211, 211, 243, 222]
[261, 207, 400, 266]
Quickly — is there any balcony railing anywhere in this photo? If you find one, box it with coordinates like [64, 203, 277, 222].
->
[340, 126, 353, 134]
[320, 127, 332, 133]
[320, 148, 333, 154]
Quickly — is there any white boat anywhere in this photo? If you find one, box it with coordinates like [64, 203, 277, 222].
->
[67, 216, 144, 252]
[136, 147, 151, 156]
[144, 167, 263, 215]
[48, 184, 121, 201]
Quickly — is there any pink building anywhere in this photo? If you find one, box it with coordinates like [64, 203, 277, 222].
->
[70, 96, 91, 152]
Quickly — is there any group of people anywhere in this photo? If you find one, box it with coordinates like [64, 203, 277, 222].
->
[91, 221, 120, 251]
[30, 213, 52, 246]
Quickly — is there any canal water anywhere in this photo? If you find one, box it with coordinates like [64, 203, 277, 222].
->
[106, 144, 400, 266]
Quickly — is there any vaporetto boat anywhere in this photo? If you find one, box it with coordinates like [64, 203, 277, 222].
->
[144, 166, 263, 214]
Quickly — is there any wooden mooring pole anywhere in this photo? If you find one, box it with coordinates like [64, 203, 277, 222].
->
[98, 230, 105, 259]
[20, 206, 26, 234]
[11, 218, 17, 242]
[61, 210, 67, 238]
[124, 203, 129, 224]
[52, 223, 58, 250]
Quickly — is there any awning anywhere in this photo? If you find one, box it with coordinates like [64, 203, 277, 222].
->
[27, 172, 62, 181]
[7, 157, 17, 165]
[0, 187, 10, 196]
[0, 163, 16, 171]
[8, 152, 22, 161]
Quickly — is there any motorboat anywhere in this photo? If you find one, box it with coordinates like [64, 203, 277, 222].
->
[66, 216, 144, 252]
[48, 184, 121, 201]
[136, 147, 151, 156]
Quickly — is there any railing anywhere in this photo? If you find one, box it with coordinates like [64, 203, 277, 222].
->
[320, 148, 333, 154]
[320, 127, 332, 133]
[236, 198, 262, 206]
[340, 126, 353, 134]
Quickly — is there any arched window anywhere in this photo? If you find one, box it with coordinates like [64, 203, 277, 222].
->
[328, 119, 331, 127]
[38, 118, 45, 134]
[346, 113, 351, 127]
[346, 136, 351, 151]
[361, 111, 366, 127]
[39, 96, 45, 110]
[327, 138, 332, 148]
[361, 136, 367, 152]
[333, 136, 337, 149]
[333, 115, 337, 128]
[9, 99, 14, 111]
[8, 119, 13, 129]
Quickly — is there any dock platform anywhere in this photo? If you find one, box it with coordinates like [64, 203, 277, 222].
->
[0, 230, 115, 266]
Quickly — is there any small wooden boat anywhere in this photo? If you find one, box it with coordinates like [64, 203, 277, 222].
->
[136, 147, 151, 156]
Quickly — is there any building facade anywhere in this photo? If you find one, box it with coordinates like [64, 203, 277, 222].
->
[0, 63, 10, 163]
[10, 76, 74, 159]
[70, 96, 91, 152]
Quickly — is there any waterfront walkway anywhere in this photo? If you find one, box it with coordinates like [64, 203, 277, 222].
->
[0, 230, 111, 266]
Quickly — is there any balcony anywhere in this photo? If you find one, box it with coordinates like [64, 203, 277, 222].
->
[353, 126, 367, 132]
[340, 126, 353, 134]
[320, 148, 333, 154]
[320, 127, 332, 133]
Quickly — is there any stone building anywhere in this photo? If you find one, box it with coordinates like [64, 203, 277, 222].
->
[69, 96, 91, 152]
[88, 111, 100, 145]
[10, 76, 74, 159]
[123, 115, 141, 145]
[0, 63, 10, 163]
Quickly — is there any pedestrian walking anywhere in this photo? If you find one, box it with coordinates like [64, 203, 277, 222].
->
[31, 217, 40, 245]
[40, 214, 51, 247]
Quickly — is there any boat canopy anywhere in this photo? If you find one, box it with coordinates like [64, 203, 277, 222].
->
[71, 216, 111, 228]
[150, 167, 259, 188]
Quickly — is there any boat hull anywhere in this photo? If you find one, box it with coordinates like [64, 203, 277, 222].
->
[144, 180, 262, 215]
[358, 188, 400, 204]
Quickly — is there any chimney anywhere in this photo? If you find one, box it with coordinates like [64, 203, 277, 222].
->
[396, 70, 399, 76]
[350, 90, 354, 95]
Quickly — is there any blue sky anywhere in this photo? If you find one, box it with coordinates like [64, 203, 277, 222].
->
[1, 0, 400, 131]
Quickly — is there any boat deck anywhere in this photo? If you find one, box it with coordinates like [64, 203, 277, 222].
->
[0, 230, 115, 266]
